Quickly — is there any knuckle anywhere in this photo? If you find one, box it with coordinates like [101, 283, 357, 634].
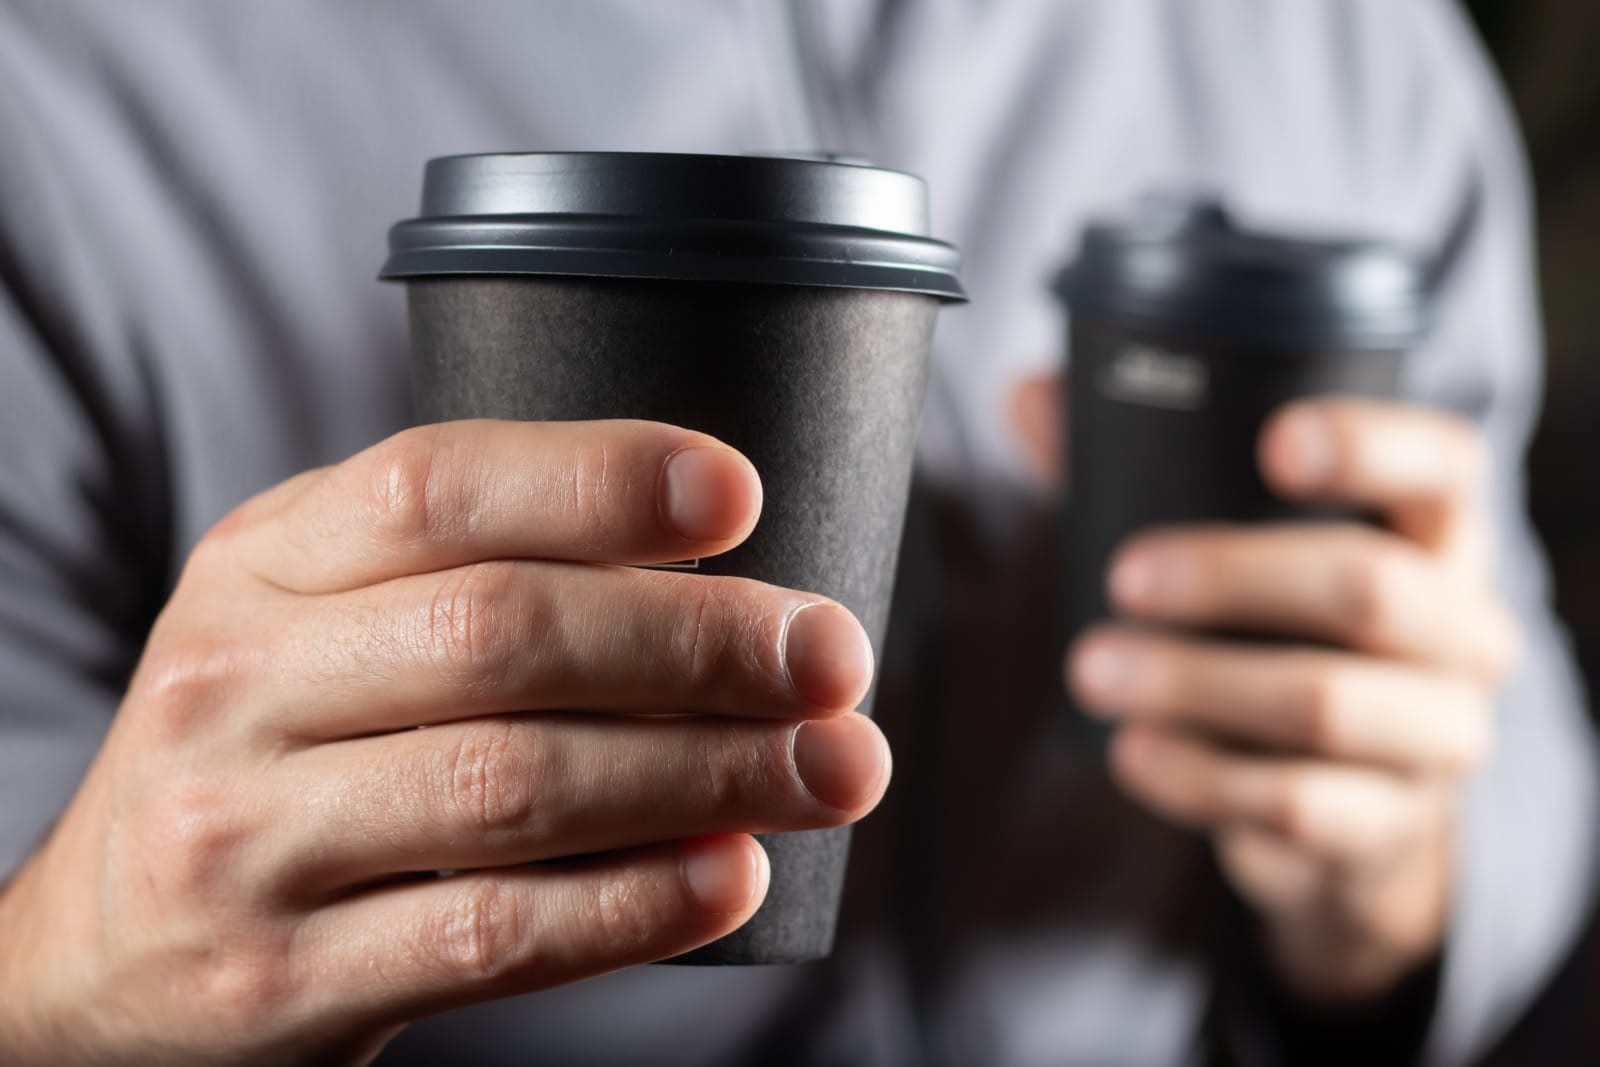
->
[1340, 539, 1412, 639]
[146, 780, 248, 900]
[589, 870, 658, 957]
[187, 481, 296, 577]
[695, 727, 777, 816]
[1169, 762, 1224, 825]
[1272, 773, 1324, 846]
[1295, 667, 1354, 754]
[672, 578, 736, 694]
[1142, 653, 1186, 717]
[560, 440, 616, 548]
[362, 428, 457, 547]
[183, 522, 241, 582]
[132, 637, 248, 740]
[431, 880, 529, 982]
[442, 719, 540, 836]
[192, 939, 295, 1027]
[423, 562, 520, 691]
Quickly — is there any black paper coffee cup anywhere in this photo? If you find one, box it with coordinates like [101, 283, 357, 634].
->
[381, 152, 964, 963]
[1053, 200, 1429, 752]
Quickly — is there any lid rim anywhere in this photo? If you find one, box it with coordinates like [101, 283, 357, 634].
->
[388, 151, 964, 300]
[414, 152, 933, 235]
[423, 150, 933, 188]
[1054, 202, 1432, 351]
[381, 246, 965, 301]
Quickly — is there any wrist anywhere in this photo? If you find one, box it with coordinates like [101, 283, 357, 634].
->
[1259, 825, 1451, 1005]
[0, 856, 81, 1064]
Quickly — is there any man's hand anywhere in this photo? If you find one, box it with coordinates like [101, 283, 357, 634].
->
[0, 419, 890, 1065]
[1017, 377, 1517, 1003]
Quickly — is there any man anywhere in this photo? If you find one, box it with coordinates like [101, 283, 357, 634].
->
[0, 1, 1592, 1063]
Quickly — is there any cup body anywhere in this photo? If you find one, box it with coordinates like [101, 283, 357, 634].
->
[384, 151, 963, 963]
[406, 275, 939, 963]
[1062, 316, 1404, 675]
[1053, 200, 1423, 754]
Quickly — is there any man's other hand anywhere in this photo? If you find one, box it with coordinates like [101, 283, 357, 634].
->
[1014, 375, 1516, 1004]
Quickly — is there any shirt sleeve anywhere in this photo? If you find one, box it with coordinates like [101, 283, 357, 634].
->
[0, 39, 170, 880]
[1340, 3, 1600, 1057]
[1406, 6, 1600, 1064]
[1209, 888, 1440, 1067]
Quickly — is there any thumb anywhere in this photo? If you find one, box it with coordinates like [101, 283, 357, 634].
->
[1008, 371, 1065, 488]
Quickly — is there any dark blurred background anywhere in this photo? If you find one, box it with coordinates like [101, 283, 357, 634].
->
[1462, 2, 1599, 1060]
[1466, 0, 1600, 687]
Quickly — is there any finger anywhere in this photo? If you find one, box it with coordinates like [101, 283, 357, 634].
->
[1109, 725, 1440, 864]
[1259, 398, 1489, 554]
[1008, 371, 1063, 488]
[301, 835, 768, 1026]
[1106, 523, 1518, 681]
[277, 712, 888, 893]
[1067, 627, 1493, 775]
[273, 563, 873, 739]
[1215, 826, 1328, 907]
[231, 419, 762, 594]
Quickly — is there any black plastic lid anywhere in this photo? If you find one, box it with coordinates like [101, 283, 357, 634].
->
[381, 152, 965, 301]
[1055, 199, 1428, 351]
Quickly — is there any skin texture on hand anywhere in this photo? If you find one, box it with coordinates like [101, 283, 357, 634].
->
[1016, 373, 1517, 1005]
[0, 419, 891, 1065]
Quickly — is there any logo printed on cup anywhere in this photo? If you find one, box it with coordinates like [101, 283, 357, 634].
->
[1096, 344, 1210, 410]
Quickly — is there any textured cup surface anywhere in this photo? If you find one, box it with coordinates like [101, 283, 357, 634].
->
[408, 275, 938, 963]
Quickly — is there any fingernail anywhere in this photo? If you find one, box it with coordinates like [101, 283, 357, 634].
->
[792, 716, 889, 812]
[682, 836, 761, 914]
[783, 603, 875, 710]
[661, 447, 753, 542]
[1071, 639, 1133, 713]
[1275, 412, 1335, 494]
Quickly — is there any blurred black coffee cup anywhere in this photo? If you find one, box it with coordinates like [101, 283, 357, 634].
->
[381, 151, 965, 963]
[1053, 199, 1431, 752]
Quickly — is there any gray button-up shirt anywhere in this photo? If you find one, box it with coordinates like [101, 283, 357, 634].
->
[0, 2, 1593, 1063]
